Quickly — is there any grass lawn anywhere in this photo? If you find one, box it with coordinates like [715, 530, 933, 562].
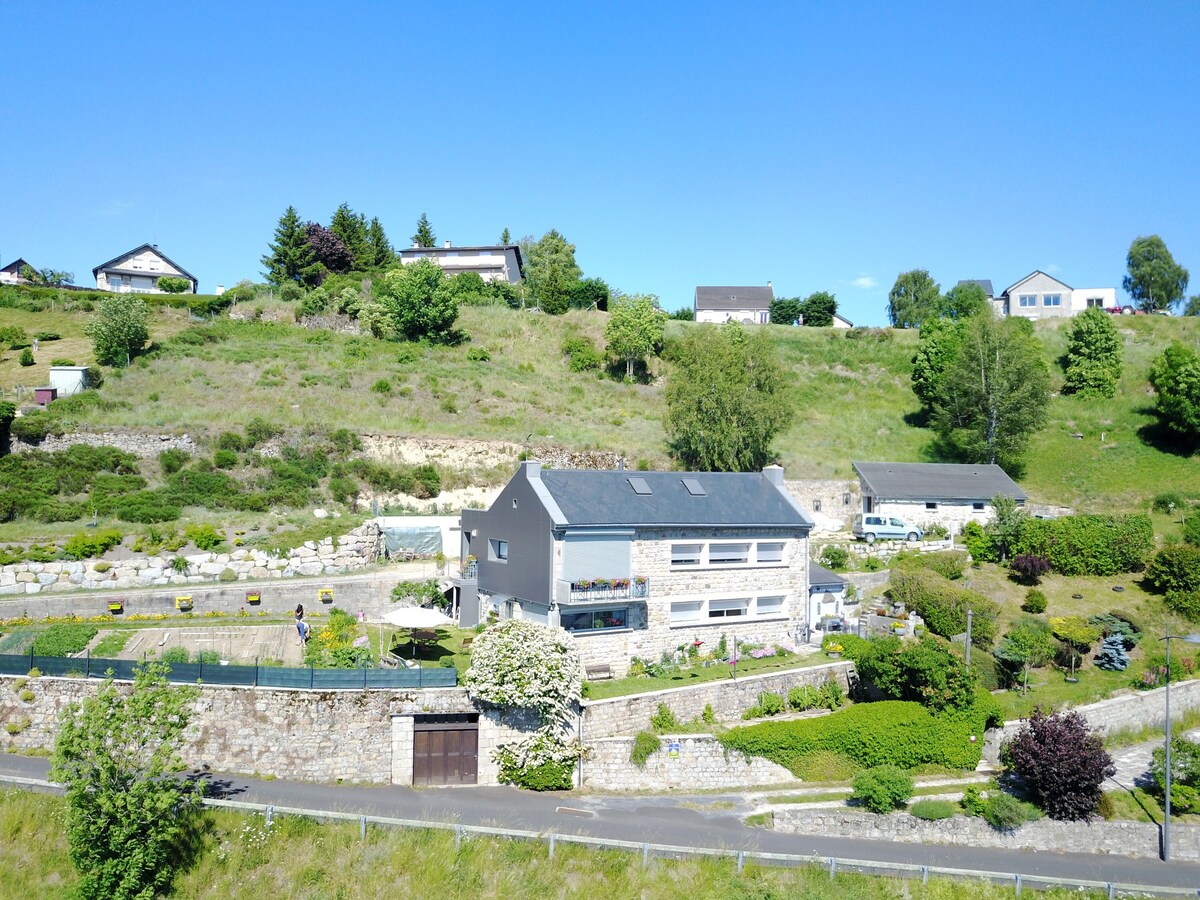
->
[0, 790, 1105, 899]
[1103, 785, 1200, 826]
[584, 652, 838, 701]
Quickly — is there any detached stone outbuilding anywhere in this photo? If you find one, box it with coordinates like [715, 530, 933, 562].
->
[853, 461, 1026, 535]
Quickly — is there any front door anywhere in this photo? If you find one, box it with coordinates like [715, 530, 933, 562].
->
[412, 714, 478, 785]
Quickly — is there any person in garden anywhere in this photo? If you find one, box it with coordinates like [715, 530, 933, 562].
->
[295, 604, 310, 645]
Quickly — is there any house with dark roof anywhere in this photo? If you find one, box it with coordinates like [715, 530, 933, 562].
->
[961, 273, 1117, 319]
[807, 561, 847, 640]
[694, 284, 774, 325]
[459, 461, 814, 674]
[93, 244, 197, 294]
[399, 240, 523, 284]
[852, 461, 1026, 534]
[0, 258, 33, 285]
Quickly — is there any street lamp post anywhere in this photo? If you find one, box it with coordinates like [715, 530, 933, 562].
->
[1159, 631, 1200, 862]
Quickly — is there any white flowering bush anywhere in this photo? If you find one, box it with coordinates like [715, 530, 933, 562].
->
[465, 619, 584, 790]
[464, 619, 582, 725]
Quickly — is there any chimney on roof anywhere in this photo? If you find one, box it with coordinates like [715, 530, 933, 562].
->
[763, 465, 784, 486]
[444, 240, 451, 248]
[767, 281, 772, 288]
[412, 241, 419, 248]
[617, 456, 625, 471]
[522, 460, 542, 479]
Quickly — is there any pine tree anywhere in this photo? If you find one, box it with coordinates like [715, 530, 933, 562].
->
[330, 203, 371, 270]
[499, 227, 511, 245]
[412, 213, 436, 248]
[367, 217, 395, 268]
[262, 206, 320, 286]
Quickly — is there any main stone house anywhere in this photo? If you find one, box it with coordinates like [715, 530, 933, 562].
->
[457, 462, 814, 677]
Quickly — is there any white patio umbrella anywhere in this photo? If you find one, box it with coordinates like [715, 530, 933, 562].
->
[380, 606, 456, 628]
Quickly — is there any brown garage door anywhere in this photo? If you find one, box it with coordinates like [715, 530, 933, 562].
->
[413, 714, 478, 786]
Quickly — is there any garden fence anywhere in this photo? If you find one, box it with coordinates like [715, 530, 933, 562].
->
[0, 650, 457, 689]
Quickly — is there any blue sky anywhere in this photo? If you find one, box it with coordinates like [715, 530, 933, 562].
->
[3, 1, 1197, 325]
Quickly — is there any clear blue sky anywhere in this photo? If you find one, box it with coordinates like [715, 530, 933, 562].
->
[3, 1, 1197, 326]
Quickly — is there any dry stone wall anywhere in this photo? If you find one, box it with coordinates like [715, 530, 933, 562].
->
[773, 808, 1199, 861]
[582, 661, 853, 739]
[0, 523, 382, 598]
[582, 734, 794, 790]
[12, 431, 197, 457]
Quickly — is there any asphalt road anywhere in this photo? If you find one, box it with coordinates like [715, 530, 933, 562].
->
[3, 755, 1199, 894]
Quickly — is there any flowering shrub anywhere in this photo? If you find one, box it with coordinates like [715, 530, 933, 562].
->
[465, 620, 582, 724]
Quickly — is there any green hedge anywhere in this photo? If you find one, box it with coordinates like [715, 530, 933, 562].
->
[892, 551, 968, 581]
[718, 701, 987, 774]
[1146, 544, 1200, 595]
[1014, 514, 1153, 576]
[887, 568, 998, 647]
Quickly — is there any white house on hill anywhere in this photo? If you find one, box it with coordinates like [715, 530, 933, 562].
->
[93, 244, 197, 294]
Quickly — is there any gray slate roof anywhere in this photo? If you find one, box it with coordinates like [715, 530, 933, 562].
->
[536, 468, 812, 529]
[853, 462, 1026, 503]
[694, 285, 774, 311]
[92, 243, 197, 284]
[957, 279, 994, 298]
[808, 561, 846, 590]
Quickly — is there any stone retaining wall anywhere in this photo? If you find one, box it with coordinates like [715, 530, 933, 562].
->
[581, 734, 794, 791]
[12, 431, 198, 458]
[0, 675, 535, 786]
[581, 661, 853, 739]
[0, 523, 382, 598]
[772, 808, 1198, 861]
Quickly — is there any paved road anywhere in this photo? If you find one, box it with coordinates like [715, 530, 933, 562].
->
[3, 755, 1199, 893]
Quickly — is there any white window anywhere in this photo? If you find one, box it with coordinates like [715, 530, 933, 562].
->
[709, 598, 749, 618]
[1044, 293, 1062, 307]
[756, 595, 785, 617]
[670, 601, 702, 624]
[490, 539, 508, 561]
[1086, 297, 1104, 308]
[708, 542, 750, 565]
[1018, 294, 1037, 308]
[756, 542, 784, 564]
[670, 543, 702, 567]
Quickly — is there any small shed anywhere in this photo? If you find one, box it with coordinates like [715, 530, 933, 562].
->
[33, 387, 57, 406]
[49, 366, 90, 397]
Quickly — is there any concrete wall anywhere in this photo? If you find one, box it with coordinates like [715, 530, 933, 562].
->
[582, 733, 795, 790]
[871, 499, 991, 535]
[1004, 271, 1074, 320]
[581, 660, 853, 739]
[773, 808, 1197, 861]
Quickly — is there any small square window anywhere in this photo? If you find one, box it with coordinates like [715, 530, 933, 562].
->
[813, 498, 822, 512]
[490, 539, 508, 561]
[756, 542, 784, 564]
[925, 502, 938, 510]
[671, 543, 702, 567]
[1044, 293, 1062, 307]
[842, 493, 851, 506]
[757, 595, 784, 617]
[512, 498, 518, 509]
[972, 502, 985, 511]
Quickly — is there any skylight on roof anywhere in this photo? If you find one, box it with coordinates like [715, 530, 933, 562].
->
[682, 478, 706, 496]
[627, 477, 652, 495]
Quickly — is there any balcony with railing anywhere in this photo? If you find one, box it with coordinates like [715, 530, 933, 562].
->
[564, 577, 650, 604]
[456, 559, 478, 582]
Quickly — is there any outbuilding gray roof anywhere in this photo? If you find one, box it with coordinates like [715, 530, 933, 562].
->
[808, 561, 846, 590]
[534, 466, 812, 529]
[853, 462, 1026, 503]
[957, 279, 994, 298]
[694, 285, 774, 311]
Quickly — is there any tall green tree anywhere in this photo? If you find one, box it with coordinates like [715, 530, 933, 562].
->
[910, 316, 964, 415]
[1184, 295, 1200, 317]
[375, 258, 459, 343]
[1062, 307, 1123, 398]
[798, 290, 838, 327]
[769, 296, 802, 325]
[1148, 341, 1200, 441]
[986, 494, 1028, 563]
[50, 662, 203, 900]
[412, 212, 436, 248]
[605, 293, 666, 380]
[524, 229, 582, 315]
[85, 296, 150, 366]
[261, 205, 320, 286]
[995, 616, 1056, 693]
[330, 203, 371, 270]
[664, 324, 793, 471]
[1124, 235, 1189, 311]
[929, 313, 1050, 474]
[568, 276, 610, 311]
[941, 281, 990, 320]
[367, 216, 395, 268]
[499, 227, 511, 244]
[887, 269, 943, 328]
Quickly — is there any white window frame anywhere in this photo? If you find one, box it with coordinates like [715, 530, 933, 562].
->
[490, 538, 508, 562]
[756, 542, 785, 564]
[756, 595, 785, 617]
[670, 543, 702, 567]
[708, 598, 750, 618]
[670, 601, 703, 625]
[708, 542, 751, 566]
[1018, 294, 1037, 308]
[1044, 293, 1062, 307]
[669, 539, 790, 570]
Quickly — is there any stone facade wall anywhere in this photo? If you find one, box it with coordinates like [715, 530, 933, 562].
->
[581, 734, 795, 791]
[785, 479, 859, 530]
[872, 500, 990, 536]
[0, 524, 382, 599]
[582, 660, 853, 739]
[0, 675, 539, 786]
[568, 528, 809, 679]
[773, 808, 1197, 861]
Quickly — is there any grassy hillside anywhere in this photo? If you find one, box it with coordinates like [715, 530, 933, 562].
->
[4, 296, 1200, 511]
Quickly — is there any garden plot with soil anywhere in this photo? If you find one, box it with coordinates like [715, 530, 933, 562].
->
[88, 624, 304, 666]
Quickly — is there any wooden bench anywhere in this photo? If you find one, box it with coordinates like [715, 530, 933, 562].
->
[584, 663, 613, 681]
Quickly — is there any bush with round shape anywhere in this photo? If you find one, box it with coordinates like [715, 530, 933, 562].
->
[851, 765, 913, 813]
[1021, 589, 1047, 614]
[18, 348, 34, 366]
[909, 799, 958, 821]
[818, 545, 849, 570]
[1002, 708, 1114, 820]
[983, 792, 1042, 831]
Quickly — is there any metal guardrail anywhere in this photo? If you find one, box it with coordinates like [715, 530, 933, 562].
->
[0, 651, 457, 689]
[0, 775, 1192, 898]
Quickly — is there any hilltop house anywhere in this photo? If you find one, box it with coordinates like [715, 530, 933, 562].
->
[399, 241, 523, 284]
[962, 273, 1117, 319]
[853, 461, 1026, 534]
[458, 462, 814, 675]
[0, 258, 33, 284]
[694, 285, 774, 324]
[93, 244, 197, 294]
